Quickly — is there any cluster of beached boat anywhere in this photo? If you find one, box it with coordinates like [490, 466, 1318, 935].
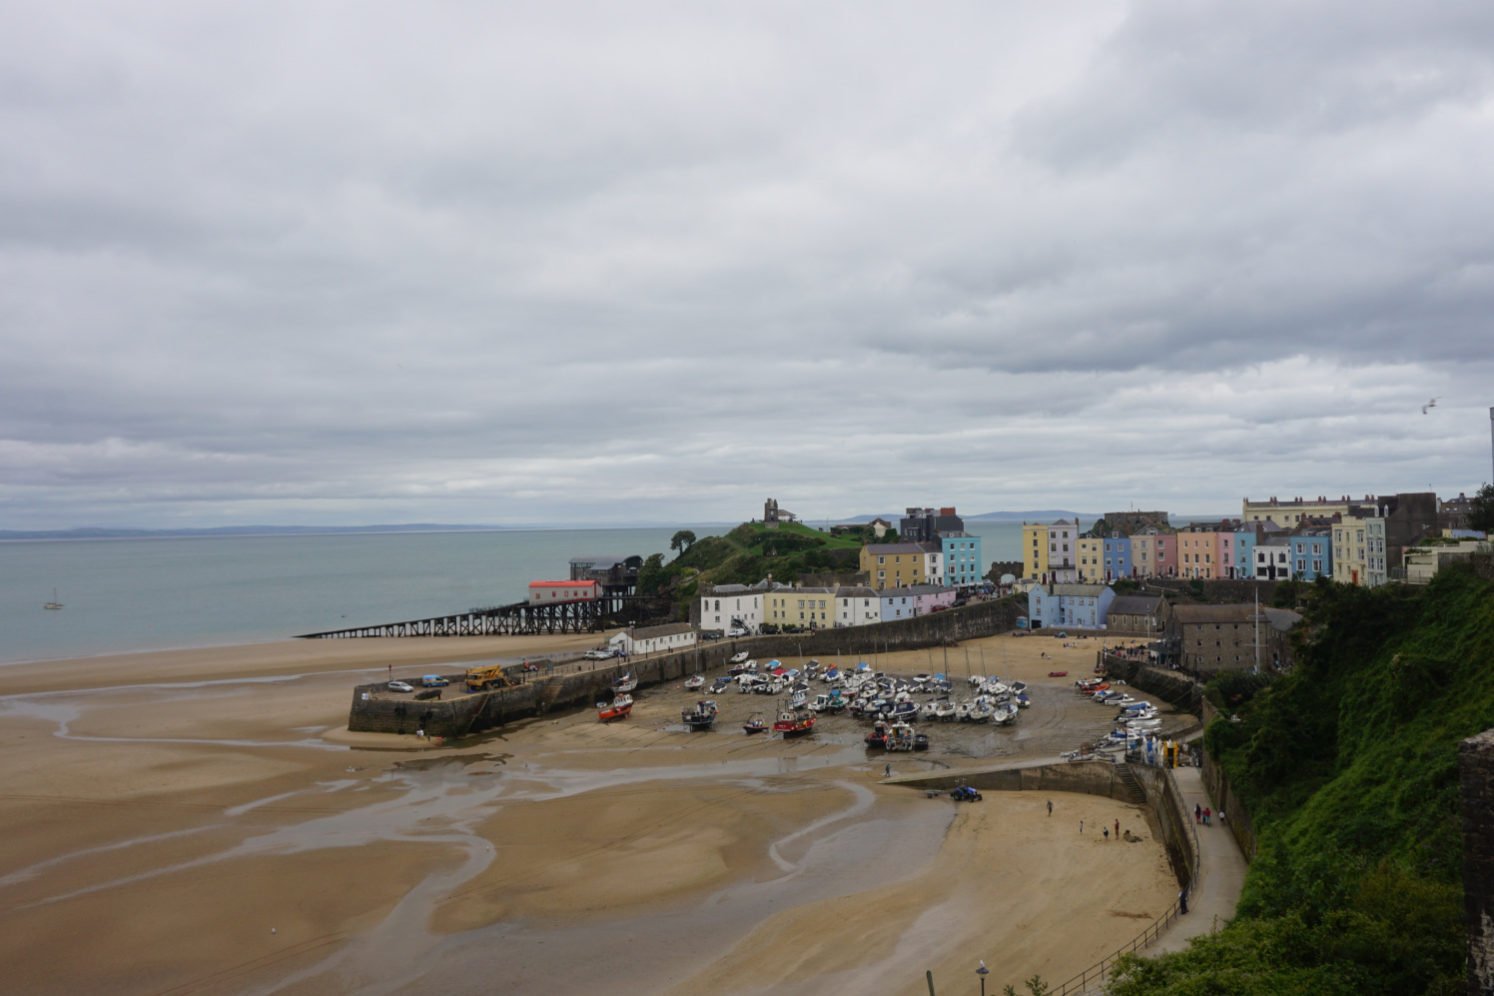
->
[1061, 677, 1170, 761]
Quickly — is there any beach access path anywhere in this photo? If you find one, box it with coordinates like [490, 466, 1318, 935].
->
[1151, 763, 1248, 952]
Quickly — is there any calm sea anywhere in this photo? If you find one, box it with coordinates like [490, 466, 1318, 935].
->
[0, 522, 1023, 665]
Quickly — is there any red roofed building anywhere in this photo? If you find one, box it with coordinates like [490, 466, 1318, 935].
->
[527, 580, 601, 605]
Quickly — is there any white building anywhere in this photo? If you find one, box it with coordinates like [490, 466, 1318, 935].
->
[834, 586, 882, 627]
[1253, 543, 1292, 581]
[698, 583, 777, 634]
[609, 623, 697, 657]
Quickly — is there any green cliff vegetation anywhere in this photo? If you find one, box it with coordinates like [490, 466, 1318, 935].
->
[649, 521, 867, 616]
[1111, 566, 1493, 995]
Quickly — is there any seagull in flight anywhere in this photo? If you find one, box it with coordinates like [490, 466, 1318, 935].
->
[1422, 398, 1438, 414]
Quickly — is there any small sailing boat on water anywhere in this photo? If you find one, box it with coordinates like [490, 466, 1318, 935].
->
[44, 589, 63, 610]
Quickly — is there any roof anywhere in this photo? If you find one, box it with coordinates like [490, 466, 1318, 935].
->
[1263, 607, 1303, 632]
[1108, 595, 1162, 616]
[569, 555, 628, 564]
[1170, 604, 1261, 624]
[836, 586, 878, 597]
[529, 579, 598, 588]
[630, 622, 694, 640]
[905, 584, 956, 595]
[864, 542, 930, 555]
[1051, 583, 1110, 597]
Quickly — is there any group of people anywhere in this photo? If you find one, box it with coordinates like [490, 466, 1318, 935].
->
[1194, 803, 1224, 826]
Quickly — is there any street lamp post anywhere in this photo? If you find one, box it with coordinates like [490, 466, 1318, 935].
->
[976, 961, 989, 996]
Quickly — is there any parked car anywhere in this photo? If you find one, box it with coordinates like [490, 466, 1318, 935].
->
[387, 680, 415, 693]
[700, 630, 723, 641]
[727, 627, 748, 638]
[582, 649, 614, 660]
[420, 675, 449, 687]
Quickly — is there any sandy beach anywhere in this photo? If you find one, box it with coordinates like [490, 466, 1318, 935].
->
[0, 631, 1182, 994]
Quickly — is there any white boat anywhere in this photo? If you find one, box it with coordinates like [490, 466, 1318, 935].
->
[991, 702, 1019, 725]
[613, 672, 638, 693]
[44, 589, 63, 611]
[934, 700, 958, 722]
[683, 674, 705, 690]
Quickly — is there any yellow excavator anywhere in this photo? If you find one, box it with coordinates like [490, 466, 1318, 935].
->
[464, 664, 516, 693]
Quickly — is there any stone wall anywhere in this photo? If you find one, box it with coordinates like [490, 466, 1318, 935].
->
[1101, 652, 1202, 712]
[1460, 729, 1494, 995]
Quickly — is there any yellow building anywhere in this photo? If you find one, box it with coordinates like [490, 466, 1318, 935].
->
[860, 543, 928, 591]
[1242, 496, 1358, 527]
[765, 587, 837, 628]
[1075, 536, 1104, 582]
[1022, 523, 1050, 581]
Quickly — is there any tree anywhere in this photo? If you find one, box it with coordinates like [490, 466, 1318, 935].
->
[1469, 483, 1494, 534]
[670, 529, 697, 555]
[637, 553, 666, 595]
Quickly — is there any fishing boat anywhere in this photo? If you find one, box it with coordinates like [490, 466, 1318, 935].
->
[681, 699, 718, 731]
[886, 721, 917, 751]
[44, 589, 63, 611]
[597, 693, 634, 722]
[613, 671, 638, 693]
[864, 719, 890, 749]
[773, 703, 815, 738]
[683, 674, 706, 691]
[743, 712, 768, 735]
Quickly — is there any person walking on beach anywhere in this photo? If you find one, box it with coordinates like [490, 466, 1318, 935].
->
[1103, 827, 1109, 841]
[1114, 819, 1120, 839]
[1047, 799, 1053, 817]
[884, 763, 891, 778]
[1079, 819, 1084, 833]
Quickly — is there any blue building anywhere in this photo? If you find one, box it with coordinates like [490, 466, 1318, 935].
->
[1102, 537, 1133, 581]
[940, 532, 984, 589]
[1234, 528, 1257, 581]
[1287, 529, 1332, 581]
[1028, 583, 1117, 630]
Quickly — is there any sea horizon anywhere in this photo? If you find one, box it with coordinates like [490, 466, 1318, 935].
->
[1, 523, 1028, 665]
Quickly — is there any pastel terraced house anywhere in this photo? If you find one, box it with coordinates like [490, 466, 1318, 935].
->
[1103, 536, 1133, 581]
[766, 587, 837, 629]
[1076, 536, 1104, 583]
[861, 542, 932, 591]
[941, 533, 983, 589]
[835, 586, 882, 627]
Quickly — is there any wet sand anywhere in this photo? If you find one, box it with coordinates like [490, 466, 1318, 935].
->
[0, 631, 1181, 994]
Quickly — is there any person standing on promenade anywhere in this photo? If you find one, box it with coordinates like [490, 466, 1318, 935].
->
[1194, 803, 1202, 824]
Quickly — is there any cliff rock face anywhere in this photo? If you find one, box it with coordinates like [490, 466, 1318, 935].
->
[1461, 729, 1494, 995]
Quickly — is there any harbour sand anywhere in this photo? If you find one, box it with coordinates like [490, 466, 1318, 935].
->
[0, 632, 1180, 994]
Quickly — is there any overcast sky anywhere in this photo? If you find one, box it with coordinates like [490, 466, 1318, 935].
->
[4, 1, 1493, 530]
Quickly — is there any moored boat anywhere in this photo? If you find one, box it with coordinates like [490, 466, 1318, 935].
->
[613, 671, 638, 693]
[743, 712, 768, 734]
[773, 704, 815, 738]
[683, 674, 705, 691]
[681, 699, 718, 730]
[598, 693, 633, 722]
